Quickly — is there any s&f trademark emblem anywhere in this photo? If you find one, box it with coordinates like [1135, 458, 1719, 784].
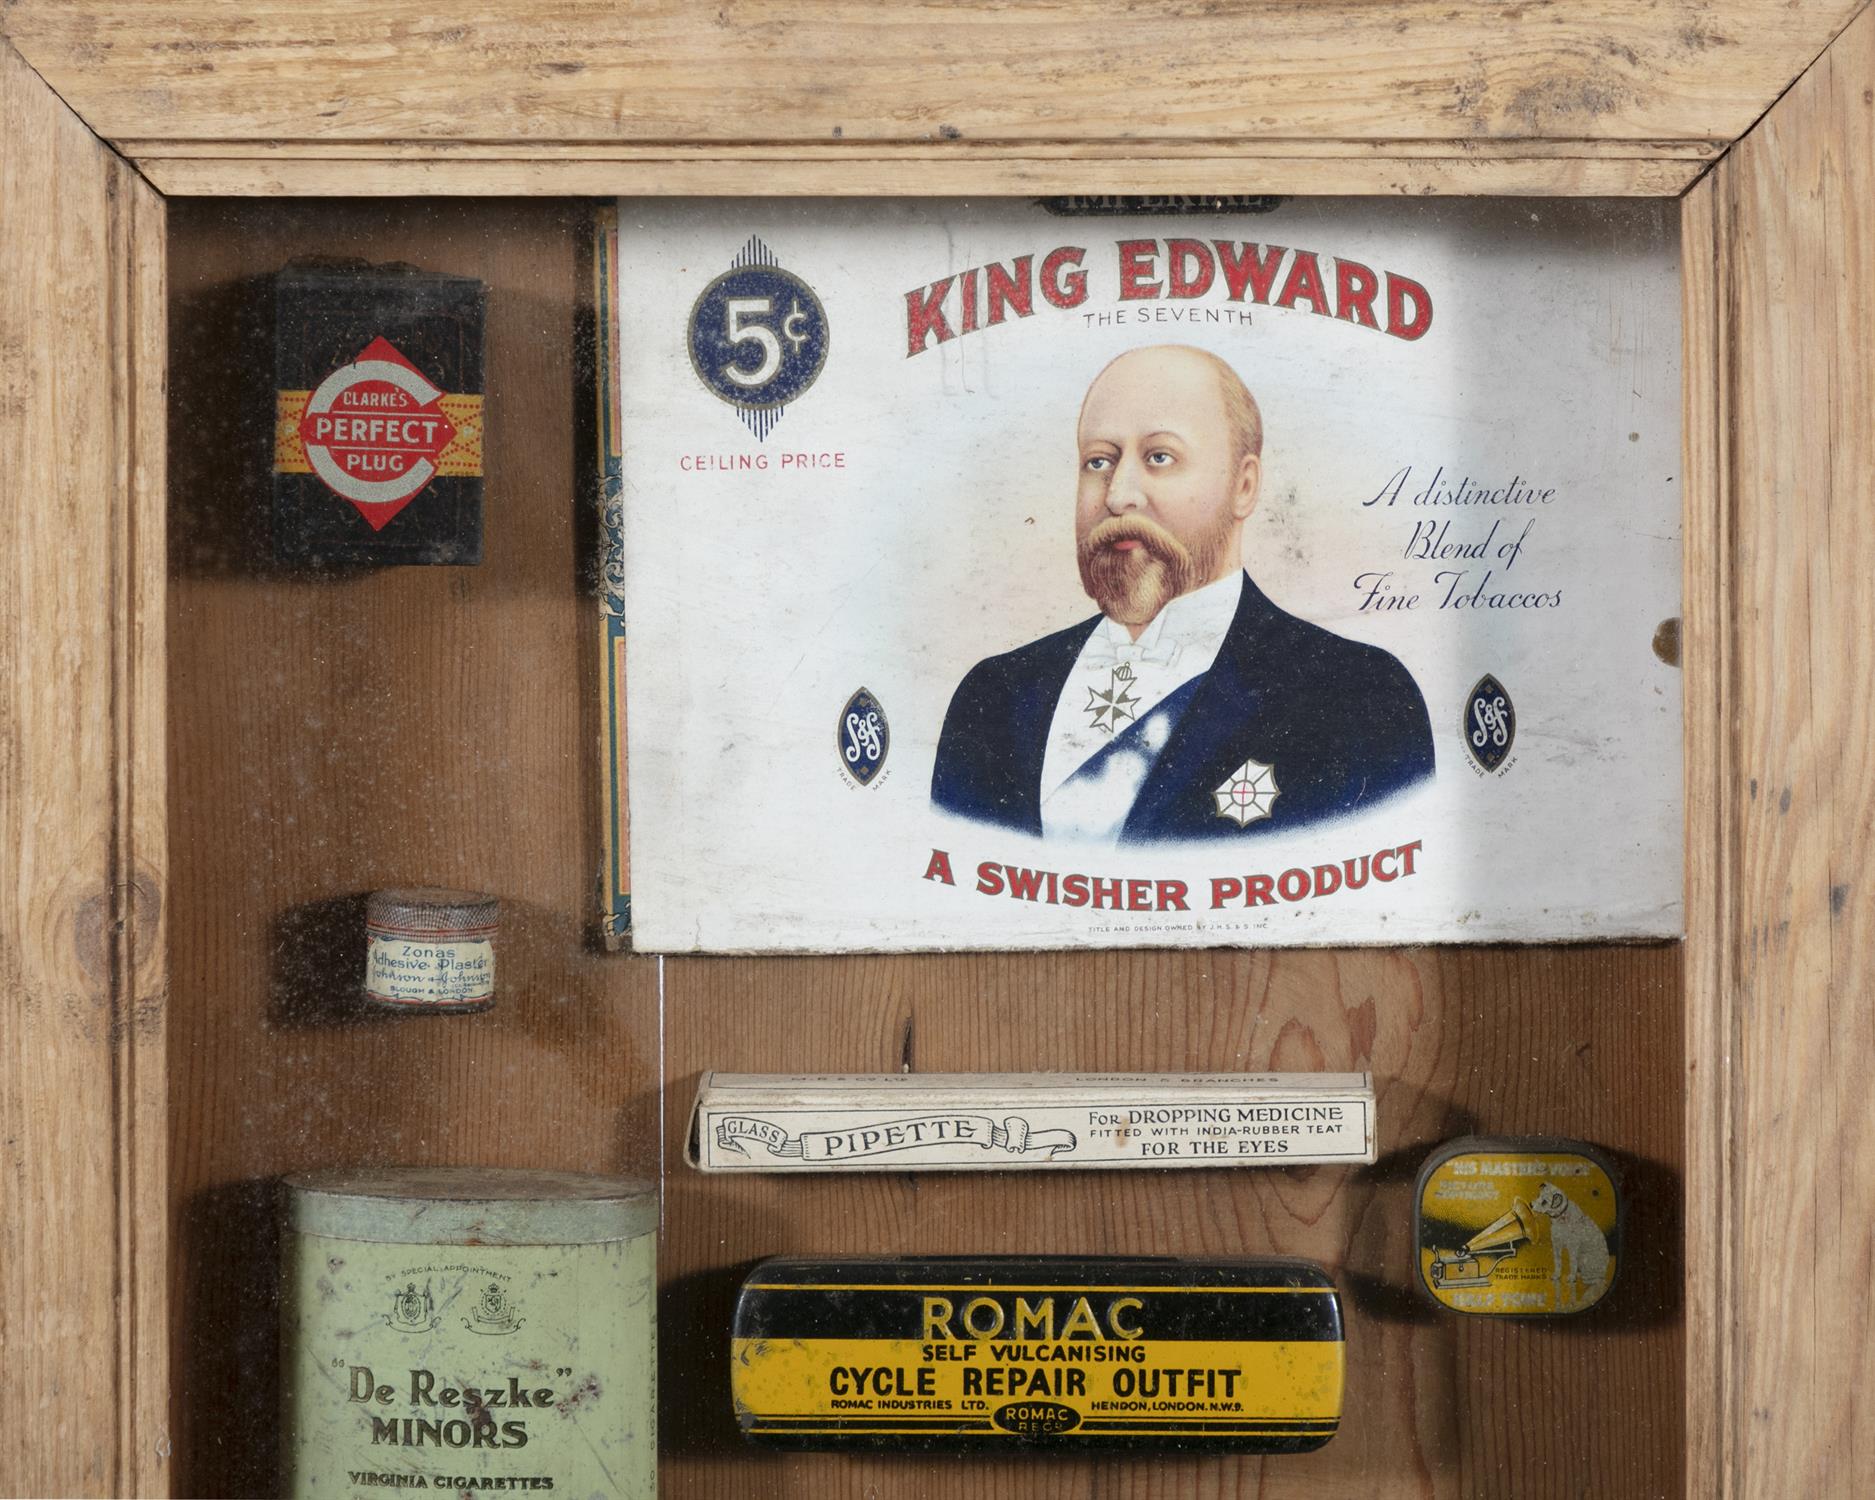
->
[838, 687, 890, 786]
[463, 1281, 524, 1336]
[1214, 757, 1280, 827]
[383, 1281, 438, 1333]
[297, 336, 457, 527]
[688, 236, 830, 440]
[1463, 674, 1516, 773]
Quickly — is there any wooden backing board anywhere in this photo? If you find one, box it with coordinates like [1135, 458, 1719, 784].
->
[659, 946, 1683, 1499]
[161, 198, 661, 1497]
[0, 37, 169, 1500]
[160, 197, 1684, 1499]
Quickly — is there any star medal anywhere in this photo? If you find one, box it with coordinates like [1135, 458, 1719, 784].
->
[1214, 758, 1280, 826]
[1086, 663, 1141, 734]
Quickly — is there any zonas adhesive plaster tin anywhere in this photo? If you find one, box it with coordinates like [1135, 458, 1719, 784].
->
[282, 1168, 657, 1499]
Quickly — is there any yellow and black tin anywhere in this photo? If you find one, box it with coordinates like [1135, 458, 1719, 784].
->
[731, 1255, 1343, 1452]
[1414, 1136, 1622, 1316]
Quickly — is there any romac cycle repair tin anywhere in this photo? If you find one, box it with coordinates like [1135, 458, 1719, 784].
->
[282, 1168, 657, 1498]
[731, 1255, 1344, 1452]
[364, 888, 498, 1014]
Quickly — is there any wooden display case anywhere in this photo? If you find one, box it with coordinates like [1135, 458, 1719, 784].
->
[3, 5, 1871, 1496]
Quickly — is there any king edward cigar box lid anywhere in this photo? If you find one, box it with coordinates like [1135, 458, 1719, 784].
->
[731, 1255, 1343, 1453]
[1414, 1136, 1623, 1316]
[284, 1166, 658, 1246]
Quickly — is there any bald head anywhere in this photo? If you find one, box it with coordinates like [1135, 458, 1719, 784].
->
[1073, 345, 1265, 632]
[1079, 345, 1264, 470]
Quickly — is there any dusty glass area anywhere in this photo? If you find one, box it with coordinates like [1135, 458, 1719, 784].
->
[166, 197, 1684, 1498]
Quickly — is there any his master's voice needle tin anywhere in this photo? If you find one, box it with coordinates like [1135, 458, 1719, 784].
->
[282, 1168, 658, 1499]
[364, 888, 498, 1013]
[731, 1256, 1343, 1453]
[1415, 1136, 1623, 1316]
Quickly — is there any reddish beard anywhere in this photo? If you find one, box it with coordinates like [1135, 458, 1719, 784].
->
[1077, 513, 1231, 626]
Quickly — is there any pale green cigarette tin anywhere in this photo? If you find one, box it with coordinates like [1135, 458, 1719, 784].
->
[282, 1167, 658, 1500]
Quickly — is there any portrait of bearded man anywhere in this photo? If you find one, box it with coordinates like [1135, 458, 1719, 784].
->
[930, 343, 1435, 844]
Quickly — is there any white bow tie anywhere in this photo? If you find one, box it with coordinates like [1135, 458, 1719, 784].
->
[1082, 632, 1182, 670]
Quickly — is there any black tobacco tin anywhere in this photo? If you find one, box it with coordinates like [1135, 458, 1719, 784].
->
[273, 262, 485, 566]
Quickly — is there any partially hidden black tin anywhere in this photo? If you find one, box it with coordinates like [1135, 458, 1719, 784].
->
[731, 1255, 1343, 1452]
[273, 262, 485, 566]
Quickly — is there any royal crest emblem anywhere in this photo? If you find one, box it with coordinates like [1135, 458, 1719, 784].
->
[383, 1281, 438, 1333]
[1463, 674, 1516, 773]
[1086, 664, 1142, 735]
[1214, 758, 1280, 827]
[838, 687, 890, 786]
[462, 1281, 524, 1336]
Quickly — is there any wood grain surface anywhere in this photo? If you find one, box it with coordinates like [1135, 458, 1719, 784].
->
[164, 196, 659, 1497]
[164, 197, 1685, 1499]
[1693, 7, 1875, 1493]
[133, 152, 1709, 201]
[661, 945, 1684, 1500]
[2, 0, 1864, 159]
[1679, 167, 1735, 1500]
[0, 37, 169, 1500]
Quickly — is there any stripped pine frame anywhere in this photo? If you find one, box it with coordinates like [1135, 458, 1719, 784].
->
[2, 2, 1871, 1494]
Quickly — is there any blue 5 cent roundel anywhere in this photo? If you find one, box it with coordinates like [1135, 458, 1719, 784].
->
[839, 688, 890, 786]
[688, 245, 829, 418]
[1463, 674, 1515, 772]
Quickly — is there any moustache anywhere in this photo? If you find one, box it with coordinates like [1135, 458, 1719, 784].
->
[1077, 514, 1190, 569]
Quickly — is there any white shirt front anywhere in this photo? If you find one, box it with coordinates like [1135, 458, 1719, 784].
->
[1040, 571, 1243, 843]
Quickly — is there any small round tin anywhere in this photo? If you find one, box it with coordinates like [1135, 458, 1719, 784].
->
[1414, 1135, 1622, 1316]
[364, 887, 498, 1013]
[282, 1167, 658, 1498]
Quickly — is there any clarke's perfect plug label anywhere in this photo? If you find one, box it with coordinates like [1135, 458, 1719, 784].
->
[283, 337, 469, 525]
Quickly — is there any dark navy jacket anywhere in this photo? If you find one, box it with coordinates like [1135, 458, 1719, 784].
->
[930, 572, 1434, 842]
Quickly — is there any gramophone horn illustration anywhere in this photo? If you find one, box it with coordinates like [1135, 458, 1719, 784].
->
[1429, 1197, 1538, 1289]
[1417, 1137, 1623, 1316]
